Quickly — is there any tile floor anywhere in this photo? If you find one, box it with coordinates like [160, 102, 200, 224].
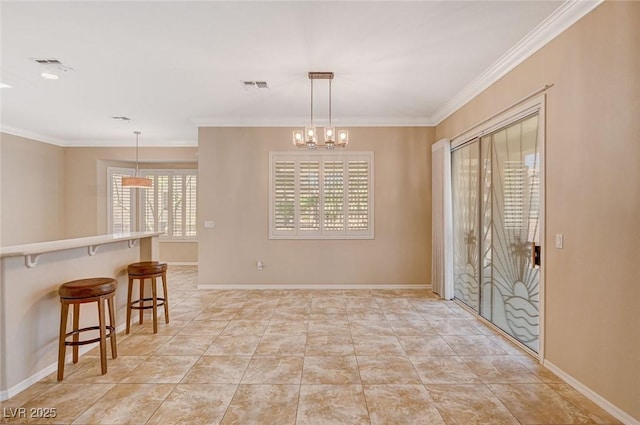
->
[0, 266, 622, 425]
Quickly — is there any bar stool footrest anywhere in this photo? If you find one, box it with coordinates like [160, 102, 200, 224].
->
[130, 297, 166, 310]
[64, 325, 116, 346]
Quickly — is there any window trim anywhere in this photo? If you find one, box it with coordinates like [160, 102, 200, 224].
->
[269, 151, 374, 240]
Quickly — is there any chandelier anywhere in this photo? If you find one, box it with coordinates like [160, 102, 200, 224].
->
[293, 72, 349, 149]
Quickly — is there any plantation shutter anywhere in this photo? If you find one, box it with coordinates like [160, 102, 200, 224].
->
[269, 152, 373, 239]
[108, 167, 135, 233]
[272, 159, 296, 234]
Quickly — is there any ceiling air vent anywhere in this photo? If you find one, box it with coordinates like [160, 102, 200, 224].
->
[241, 80, 269, 90]
[34, 58, 62, 65]
[112, 116, 131, 121]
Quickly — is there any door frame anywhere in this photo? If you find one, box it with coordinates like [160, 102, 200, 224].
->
[450, 94, 546, 361]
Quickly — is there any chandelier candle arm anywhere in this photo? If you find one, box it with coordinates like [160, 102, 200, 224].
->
[293, 71, 349, 150]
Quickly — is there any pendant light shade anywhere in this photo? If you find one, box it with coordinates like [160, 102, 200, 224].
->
[122, 131, 152, 188]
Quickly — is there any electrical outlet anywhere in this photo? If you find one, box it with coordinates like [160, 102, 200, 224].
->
[555, 234, 563, 249]
[204, 220, 215, 229]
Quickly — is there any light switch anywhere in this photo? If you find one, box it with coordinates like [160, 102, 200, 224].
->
[555, 234, 563, 249]
[204, 220, 215, 229]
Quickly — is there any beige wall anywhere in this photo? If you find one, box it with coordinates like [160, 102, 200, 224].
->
[0, 133, 65, 245]
[160, 241, 197, 263]
[63, 147, 198, 238]
[437, 2, 640, 420]
[198, 127, 433, 286]
[63, 147, 198, 263]
[0, 140, 198, 262]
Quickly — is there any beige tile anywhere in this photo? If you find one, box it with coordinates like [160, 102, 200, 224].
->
[177, 320, 229, 336]
[308, 320, 351, 336]
[220, 320, 269, 336]
[309, 310, 349, 321]
[115, 335, 173, 356]
[461, 356, 544, 384]
[344, 298, 380, 309]
[442, 335, 508, 355]
[305, 335, 354, 356]
[4, 383, 114, 424]
[387, 320, 438, 336]
[146, 383, 237, 425]
[311, 298, 346, 309]
[271, 307, 310, 321]
[428, 318, 484, 335]
[488, 383, 596, 424]
[204, 335, 261, 356]
[411, 355, 481, 384]
[297, 384, 370, 425]
[221, 384, 299, 425]
[71, 383, 174, 425]
[233, 308, 275, 320]
[0, 383, 54, 410]
[346, 308, 385, 321]
[426, 384, 520, 425]
[277, 297, 312, 308]
[363, 385, 446, 425]
[182, 355, 251, 384]
[348, 320, 395, 336]
[209, 300, 246, 309]
[153, 335, 215, 356]
[64, 356, 147, 384]
[132, 319, 188, 336]
[352, 335, 405, 356]
[195, 308, 239, 321]
[302, 356, 361, 384]
[356, 356, 421, 384]
[513, 354, 565, 383]
[549, 384, 624, 424]
[254, 334, 307, 356]
[241, 356, 303, 384]
[122, 355, 198, 383]
[167, 308, 203, 322]
[397, 335, 456, 355]
[264, 320, 308, 335]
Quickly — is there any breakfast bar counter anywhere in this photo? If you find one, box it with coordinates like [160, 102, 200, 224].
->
[0, 232, 162, 400]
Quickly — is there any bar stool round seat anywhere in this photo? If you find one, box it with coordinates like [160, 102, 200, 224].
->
[57, 277, 117, 381]
[126, 261, 169, 334]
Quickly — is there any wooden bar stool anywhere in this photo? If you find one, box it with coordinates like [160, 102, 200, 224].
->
[57, 277, 117, 381]
[126, 261, 169, 334]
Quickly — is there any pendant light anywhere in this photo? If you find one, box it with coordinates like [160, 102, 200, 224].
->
[122, 131, 152, 188]
[293, 72, 349, 149]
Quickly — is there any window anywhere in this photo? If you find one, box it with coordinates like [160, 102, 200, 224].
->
[108, 167, 136, 234]
[270, 151, 374, 239]
[141, 170, 197, 240]
[107, 167, 197, 239]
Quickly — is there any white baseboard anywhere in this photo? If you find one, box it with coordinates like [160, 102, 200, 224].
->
[0, 321, 133, 402]
[543, 360, 639, 425]
[197, 283, 432, 290]
[166, 262, 198, 266]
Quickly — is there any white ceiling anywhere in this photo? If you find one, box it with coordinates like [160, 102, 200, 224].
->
[0, 1, 597, 146]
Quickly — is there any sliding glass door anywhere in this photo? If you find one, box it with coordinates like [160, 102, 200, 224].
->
[453, 114, 541, 353]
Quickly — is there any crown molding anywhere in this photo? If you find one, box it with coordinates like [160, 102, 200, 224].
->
[0, 125, 67, 146]
[191, 116, 435, 128]
[430, 0, 604, 125]
[0, 126, 197, 147]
